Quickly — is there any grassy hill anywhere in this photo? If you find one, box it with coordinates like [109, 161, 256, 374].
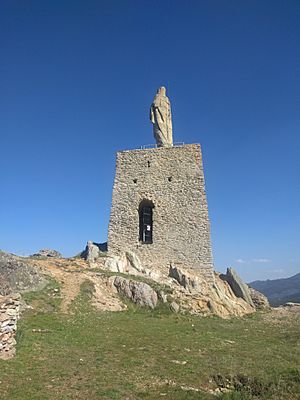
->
[250, 273, 300, 306]
[0, 279, 299, 400]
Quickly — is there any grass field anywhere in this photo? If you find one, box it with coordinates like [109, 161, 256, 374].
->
[0, 280, 299, 400]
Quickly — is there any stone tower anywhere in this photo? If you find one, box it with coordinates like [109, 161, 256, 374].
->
[107, 88, 214, 283]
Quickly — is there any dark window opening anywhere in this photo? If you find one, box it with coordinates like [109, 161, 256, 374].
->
[168, 176, 172, 182]
[139, 200, 154, 244]
[147, 161, 151, 167]
[133, 179, 137, 183]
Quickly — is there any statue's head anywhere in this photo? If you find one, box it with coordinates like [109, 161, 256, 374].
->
[157, 86, 166, 96]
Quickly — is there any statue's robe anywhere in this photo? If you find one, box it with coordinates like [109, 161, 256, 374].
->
[150, 92, 173, 147]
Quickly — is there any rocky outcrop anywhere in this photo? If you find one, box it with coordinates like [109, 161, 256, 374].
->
[98, 254, 255, 317]
[125, 251, 143, 272]
[1, 249, 257, 320]
[0, 252, 47, 295]
[211, 274, 255, 317]
[96, 256, 255, 317]
[113, 276, 158, 309]
[103, 252, 143, 274]
[220, 268, 254, 307]
[31, 249, 62, 258]
[169, 264, 201, 293]
[0, 252, 47, 360]
[85, 241, 101, 262]
[81, 241, 107, 262]
[248, 287, 270, 310]
[104, 254, 127, 273]
[0, 294, 21, 359]
[103, 252, 162, 282]
[78, 250, 257, 317]
[167, 265, 255, 318]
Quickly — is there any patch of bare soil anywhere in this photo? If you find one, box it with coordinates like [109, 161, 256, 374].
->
[27, 258, 125, 313]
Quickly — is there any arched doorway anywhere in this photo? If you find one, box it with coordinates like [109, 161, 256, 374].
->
[139, 200, 154, 244]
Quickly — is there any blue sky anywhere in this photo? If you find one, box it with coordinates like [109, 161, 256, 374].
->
[1, 0, 299, 282]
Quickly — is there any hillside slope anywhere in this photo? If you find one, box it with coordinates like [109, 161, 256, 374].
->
[1, 254, 300, 399]
[250, 273, 300, 306]
[1, 277, 300, 400]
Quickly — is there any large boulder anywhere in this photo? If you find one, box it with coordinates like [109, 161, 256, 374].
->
[101, 251, 162, 281]
[125, 251, 143, 272]
[31, 249, 62, 258]
[105, 251, 143, 274]
[220, 268, 254, 307]
[248, 286, 270, 310]
[113, 276, 158, 309]
[104, 254, 127, 273]
[0, 252, 47, 295]
[80, 241, 107, 262]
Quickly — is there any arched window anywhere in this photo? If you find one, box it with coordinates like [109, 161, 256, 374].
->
[139, 200, 154, 244]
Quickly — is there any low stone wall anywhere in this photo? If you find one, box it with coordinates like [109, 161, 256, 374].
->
[0, 293, 21, 359]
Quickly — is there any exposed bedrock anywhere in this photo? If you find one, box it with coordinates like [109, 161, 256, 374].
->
[0, 251, 47, 295]
[113, 276, 158, 309]
[220, 267, 255, 308]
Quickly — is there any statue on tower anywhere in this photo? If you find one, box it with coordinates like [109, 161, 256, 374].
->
[150, 86, 173, 147]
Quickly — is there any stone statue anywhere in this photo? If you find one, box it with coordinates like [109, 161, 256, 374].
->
[150, 86, 173, 147]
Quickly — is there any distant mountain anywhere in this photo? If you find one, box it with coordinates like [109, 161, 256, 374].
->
[249, 273, 300, 306]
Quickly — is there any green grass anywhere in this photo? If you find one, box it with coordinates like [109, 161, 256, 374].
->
[1, 281, 299, 400]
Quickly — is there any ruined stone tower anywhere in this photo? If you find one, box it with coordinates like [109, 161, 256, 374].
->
[107, 88, 214, 283]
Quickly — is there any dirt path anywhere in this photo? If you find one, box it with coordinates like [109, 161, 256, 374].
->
[28, 258, 125, 313]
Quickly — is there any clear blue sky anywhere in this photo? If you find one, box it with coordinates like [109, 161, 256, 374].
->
[1, 0, 299, 282]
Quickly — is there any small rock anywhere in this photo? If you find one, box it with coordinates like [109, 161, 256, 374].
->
[180, 385, 200, 392]
[171, 360, 187, 365]
[158, 291, 168, 303]
[170, 301, 180, 313]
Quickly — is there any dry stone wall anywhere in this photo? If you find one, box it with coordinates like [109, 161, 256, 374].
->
[0, 294, 21, 359]
[108, 144, 214, 284]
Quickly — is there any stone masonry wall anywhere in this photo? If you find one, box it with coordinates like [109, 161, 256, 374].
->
[107, 144, 214, 284]
[0, 294, 21, 359]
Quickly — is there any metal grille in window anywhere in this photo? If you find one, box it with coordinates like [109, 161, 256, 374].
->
[139, 202, 153, 244]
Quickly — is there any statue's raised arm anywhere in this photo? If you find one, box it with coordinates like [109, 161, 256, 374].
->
[150, 86, 173, 147]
